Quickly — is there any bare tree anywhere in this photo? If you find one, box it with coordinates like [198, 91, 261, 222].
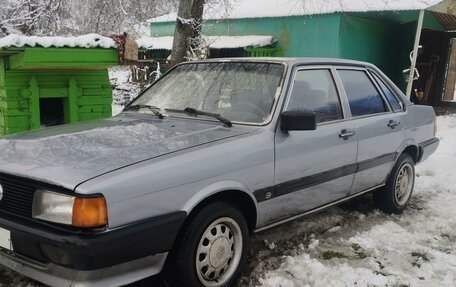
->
[169, 0, 206, 67]
[0, 0, 67, 36]
[0, 0, 179, 37]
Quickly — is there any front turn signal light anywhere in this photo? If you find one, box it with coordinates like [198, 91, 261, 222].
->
[72, 197, 108, 228]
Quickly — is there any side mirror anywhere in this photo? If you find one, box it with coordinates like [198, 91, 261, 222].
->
[280, 111, 317, 132]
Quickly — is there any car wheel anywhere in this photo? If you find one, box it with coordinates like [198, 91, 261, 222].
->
[165, 202, 250, 287]
[373, 153, 415, 214]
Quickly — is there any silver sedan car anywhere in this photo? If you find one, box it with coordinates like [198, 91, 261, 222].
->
[0, 58, 438, 287]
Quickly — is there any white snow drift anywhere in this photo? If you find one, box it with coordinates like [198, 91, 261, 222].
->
[0, 33, 116, 49]
[149, 0, 444, 23]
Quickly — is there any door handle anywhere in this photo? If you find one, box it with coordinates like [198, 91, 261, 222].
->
[339, 129, 355, 139]
[387, 120, 400, 129]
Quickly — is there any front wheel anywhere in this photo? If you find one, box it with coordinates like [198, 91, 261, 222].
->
[165, 202, 250, 287]
[373, 153, 415, 213]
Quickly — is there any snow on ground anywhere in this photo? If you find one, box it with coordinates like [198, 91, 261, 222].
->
[0, 114, 454, 287]
[108, 66, 141, 116]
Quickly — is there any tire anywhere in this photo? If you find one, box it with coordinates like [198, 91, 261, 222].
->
[165, 202, 250, 287]
[373, 153, 415, 214]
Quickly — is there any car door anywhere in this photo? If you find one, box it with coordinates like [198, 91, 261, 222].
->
[268, 67, 357, 222]
[336, 68, 404, 194]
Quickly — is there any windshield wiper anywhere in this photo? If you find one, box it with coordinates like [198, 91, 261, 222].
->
[166, 107, 232, 127]
[124, 104, 164, 119]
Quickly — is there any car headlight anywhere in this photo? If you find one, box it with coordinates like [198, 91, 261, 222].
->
[32, 190, 108, 228]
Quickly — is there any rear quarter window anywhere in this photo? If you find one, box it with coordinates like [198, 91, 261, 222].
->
[370, 72, 404, 112]
[338, 70, 387, 117]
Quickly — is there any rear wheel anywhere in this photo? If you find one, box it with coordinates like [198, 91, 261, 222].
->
[374, 153, 415, 213]
[165, 202, 249, 287]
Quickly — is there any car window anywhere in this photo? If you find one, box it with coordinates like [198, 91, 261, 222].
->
[371, 72, 403, 112]
[338, 70, 387, 117]
[286, 69, 343, 123]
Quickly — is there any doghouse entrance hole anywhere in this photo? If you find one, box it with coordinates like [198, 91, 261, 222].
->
[40, 98, 65, 127]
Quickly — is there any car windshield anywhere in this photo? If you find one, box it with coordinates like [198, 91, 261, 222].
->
[130, 62, 285, 124]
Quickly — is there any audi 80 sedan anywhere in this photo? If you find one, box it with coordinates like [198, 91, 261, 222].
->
[0, 58, 438, 287]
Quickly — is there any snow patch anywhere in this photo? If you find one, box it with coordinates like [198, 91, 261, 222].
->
[0, 34, 116, 49]
[260, 254, 392, 287]
[148, 0, 444, 22]
[137, 35, 275, 50]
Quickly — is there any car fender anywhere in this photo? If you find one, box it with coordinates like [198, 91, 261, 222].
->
[396, 138, 419, 161]
[182, 180, 259, 221]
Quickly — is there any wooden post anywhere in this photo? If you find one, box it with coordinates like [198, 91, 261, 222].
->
[68, 77, 79, 123]
[444, 39, 456, 101]
[28, 77, 40, 130]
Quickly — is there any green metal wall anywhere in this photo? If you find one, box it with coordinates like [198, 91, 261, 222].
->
[339, 15, 400, 79]
[150, 15, 342, 58]
[150, 11, 445, 90]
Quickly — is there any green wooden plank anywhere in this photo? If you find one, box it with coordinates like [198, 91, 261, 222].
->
[82, 88, 112, 96]
[0, 58, 5, 88]
[9, 48, 118, 70]
[3, 109, 29, 116]
[5, 126, 28, 134]
[39, 88, 68, 98]
[79, 105, 103, 113]
[4, 116, 29, 128]
[0, 100, 28, 109]
[28, 77, 40, 129]
[68, 78, 79, 123]
[20, 88, 31, 98]
[5, 89, 21, 99]
[78, 112, 102, 121]
[78, 96, 112, 105]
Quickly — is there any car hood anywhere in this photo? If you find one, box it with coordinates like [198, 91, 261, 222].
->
[0, 115, 250, 190]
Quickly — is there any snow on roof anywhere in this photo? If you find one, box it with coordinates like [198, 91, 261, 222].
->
[137, 35, 275, 50]
[148, 0, 444, 23]
[0, 34, 116, 49]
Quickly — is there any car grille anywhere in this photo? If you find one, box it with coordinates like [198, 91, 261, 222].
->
[0, 174, 35, 218]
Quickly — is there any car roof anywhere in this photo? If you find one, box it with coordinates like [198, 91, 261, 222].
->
[188, 57, 376, 69]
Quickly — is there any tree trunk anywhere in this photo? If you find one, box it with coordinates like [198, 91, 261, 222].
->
[169, 0, 205, 67]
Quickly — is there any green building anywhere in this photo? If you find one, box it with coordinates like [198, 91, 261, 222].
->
[148, 0, 456, 106]
[0, 34, 118, 136]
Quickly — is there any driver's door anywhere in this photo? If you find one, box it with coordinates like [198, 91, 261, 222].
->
[265, 67, 357, 223]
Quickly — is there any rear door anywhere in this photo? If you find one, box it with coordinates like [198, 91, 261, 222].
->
[269, 67, 357, 222]
[336, 68, 404, 194]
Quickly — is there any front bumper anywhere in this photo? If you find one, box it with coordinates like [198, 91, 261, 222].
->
[0, 249, 167, 287]
[0, 211, 187, 286]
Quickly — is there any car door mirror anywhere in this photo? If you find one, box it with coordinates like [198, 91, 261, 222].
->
[280, 111, 317, 132]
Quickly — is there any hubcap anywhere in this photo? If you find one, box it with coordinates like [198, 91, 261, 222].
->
[196, 217, 242, 287]
[395, 163, 414, 205]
